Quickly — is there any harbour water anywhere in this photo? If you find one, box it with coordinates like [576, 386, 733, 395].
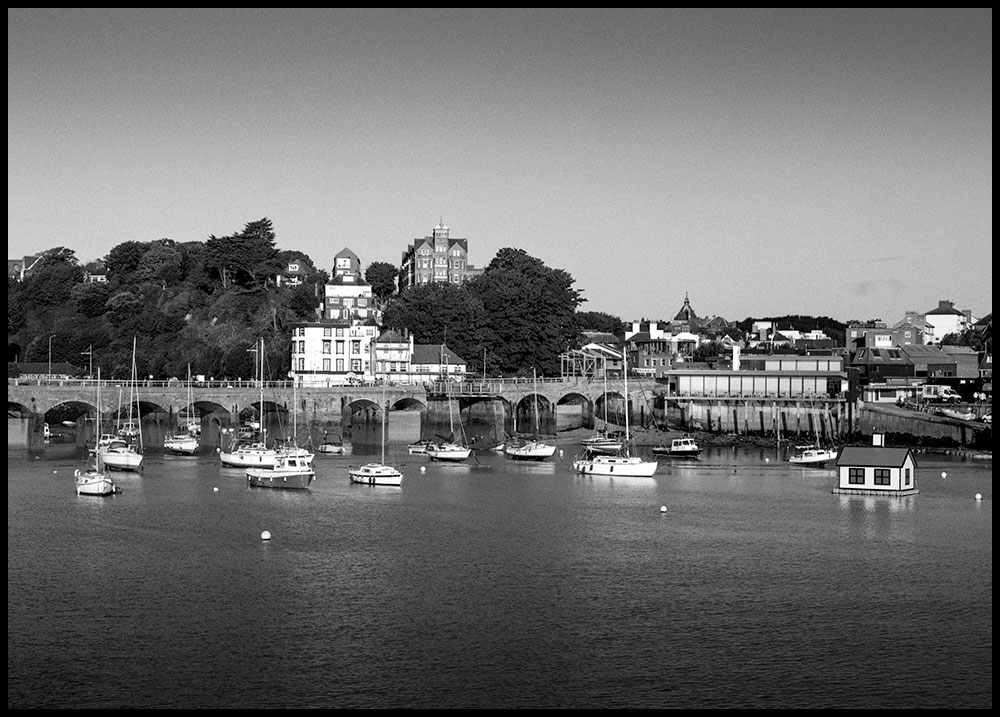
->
[7, 437, 993, 709]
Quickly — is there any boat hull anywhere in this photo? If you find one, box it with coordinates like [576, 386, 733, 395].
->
[245, 467, 314, 489]
[349, 463, 403, 486]
[504, 441, 557, 461]
[573, 455, 659, 477]
[426, 444, 472, 461]
[219, 447, 278, 468]
[100, 449, 144, 471]
[74, 470, 117, 496]
[164, 435, 199, 455]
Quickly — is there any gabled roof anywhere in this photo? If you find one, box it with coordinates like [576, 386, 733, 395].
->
[836, 446, 914, 468]
[376, 329, 407, 343]
[925, 299, 964, 316]
[411, 343, 468, 366]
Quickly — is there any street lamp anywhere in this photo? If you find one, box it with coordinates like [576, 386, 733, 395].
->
[48, 334, 55, 380]
[81, 345, 93, 378]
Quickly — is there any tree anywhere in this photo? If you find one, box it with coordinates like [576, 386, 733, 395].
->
[104, 241, 148, 284]
[466, 248, 583, 376]
[382, 282, 489, 364]
[365, 262, 399, 305]
[204, 217, 283, 289]
[576, 310, 625, 336]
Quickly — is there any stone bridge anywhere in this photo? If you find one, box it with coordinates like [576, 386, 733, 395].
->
[8, 377, 858, 449]
[8, 377, 639, 449]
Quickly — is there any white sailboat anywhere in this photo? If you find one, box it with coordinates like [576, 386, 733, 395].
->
[579, 364, 624, 454]
[426, 374, 471, 462]
[349, 383, 403, 486]
[164, 364, 200, 456]
[573, 345, 658, 477]
[505, 368, 557, 461]
[75, 369, 117, 496]
[100, 338, 144, 472]
[219, 338, 279, 469]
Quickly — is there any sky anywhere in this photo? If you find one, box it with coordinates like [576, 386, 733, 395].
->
[7, 8, 992, 325]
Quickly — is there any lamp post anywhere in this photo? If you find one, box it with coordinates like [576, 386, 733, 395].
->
[81, 345, 93, 378]
[48, 334, 55, 380]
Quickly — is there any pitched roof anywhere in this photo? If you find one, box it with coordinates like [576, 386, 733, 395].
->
[411, 343, 468, 366]
[836, 446, 914, 468]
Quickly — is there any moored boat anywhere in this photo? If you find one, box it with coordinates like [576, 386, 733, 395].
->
[350, 382, 403, 486]
[573, 348, 657, 477]
[246, 451, 315, 490]
[407, 439, 434, 454]
[426, 441, 473, 462]
[651, 436, 702, 459]
[788, 445, 838, 467]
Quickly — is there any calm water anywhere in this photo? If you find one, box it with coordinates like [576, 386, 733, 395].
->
[7, 438, 993, 709]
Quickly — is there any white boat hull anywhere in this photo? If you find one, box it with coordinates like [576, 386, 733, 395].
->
[219, 445, 278, 468]
[505, 441, 557, 461]
[573, 455, 658, 477]
[164, 435, 199, 455]
[74, 469, 117, 496]
[426, 443, 472, 461]
[317, 444, 346, 455]
[349, 463, 403, 486]
[100, 448, 143, 471]
[789, 449, 838, 466]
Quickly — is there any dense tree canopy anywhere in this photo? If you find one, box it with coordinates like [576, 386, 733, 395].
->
[365, 261, 399, 305]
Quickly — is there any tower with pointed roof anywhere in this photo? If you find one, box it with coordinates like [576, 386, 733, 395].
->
[398, 220, 482, 292]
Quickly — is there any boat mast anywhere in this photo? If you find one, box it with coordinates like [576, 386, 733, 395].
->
[623, 344, 630, 457]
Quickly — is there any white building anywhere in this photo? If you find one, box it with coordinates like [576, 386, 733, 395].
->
[323, 248, 379, 323]
[290, 322, 379, 386]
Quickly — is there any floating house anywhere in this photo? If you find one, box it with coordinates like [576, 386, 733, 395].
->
[833, 433, 919, 496]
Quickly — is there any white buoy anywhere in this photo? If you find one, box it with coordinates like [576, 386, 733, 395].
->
[941, 471, 947, 478]
[213, 486, 219, 492]
[975, 493, 982, 501]
[559, 449, 564, 457]
[765, 457, 769, 463]
[260, 530, 271, 541]
[420, 466, 426, 473]
[659, 505, 667, 513]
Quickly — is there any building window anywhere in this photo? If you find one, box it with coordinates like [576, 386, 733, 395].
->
[323, 341, 331, 354]
[336, 341, 345, 354]
[904, 468, 911, 486]
[324, 327, 331, 337]
[336, 358, 345, 372]
[323, 358, 331, 372]
[351, 340, 361, 354]
[336, 328, 344, 337]
[298, 358, 304, 371]
[874, 469, 890, 486]
[848, 467, 865, 485]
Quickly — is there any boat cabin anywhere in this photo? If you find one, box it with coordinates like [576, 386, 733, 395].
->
[833, 433, 918, 496]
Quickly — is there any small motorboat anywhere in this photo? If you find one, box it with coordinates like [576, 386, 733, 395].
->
[652, 436, 702, 459]
[788, 445, 839, 467]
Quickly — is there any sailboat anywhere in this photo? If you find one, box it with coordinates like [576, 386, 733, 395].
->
[274, 375, 314, 465]
[425, 375, 471, 462]
[579, 363, 624, 455]
[573, 345, 658, 477]
[100, 338, 144, 471]
[75, 368, 118, 496]
[219, 338, 279, 469]
[349, 383, 403, 486]
[505, 368, 557, 461]
[164, 364, 200, 456]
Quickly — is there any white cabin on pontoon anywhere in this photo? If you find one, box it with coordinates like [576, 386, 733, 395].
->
[833, 433, 918, 496]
